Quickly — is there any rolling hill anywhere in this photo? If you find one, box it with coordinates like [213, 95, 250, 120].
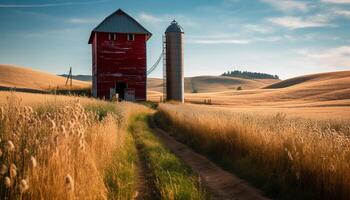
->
[0, 64, 278, 94]
[146, 71, 350, 119]
[185, 71, 350, 104]
[148, 76, 279, 93]
[0, 64, 90, 91]
[65, 75, 278, 93]
[264, 71, 350, 89]
[2, 64, 349, 108]
[177, 71, 350, 119]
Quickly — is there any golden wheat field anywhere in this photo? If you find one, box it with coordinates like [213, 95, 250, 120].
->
[149, 71, 350, 120]
[2, 1, 350, 199]
[156, 103, 350, 199]
[147, 76, 278, 93]
[1, 67, 349, 199]
[0, 91, 101, 107]
[0, 92, 149, 199]
[0, 64, 90, 91]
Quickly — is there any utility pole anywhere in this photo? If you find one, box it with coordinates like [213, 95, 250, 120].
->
[65, 67, 73, 87]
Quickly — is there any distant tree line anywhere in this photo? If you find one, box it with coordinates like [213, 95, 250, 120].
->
[222, 70, 279, 79]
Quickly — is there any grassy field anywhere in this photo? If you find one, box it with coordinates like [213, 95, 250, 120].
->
[0, 92, 150, 199]
[156, 103, 350, 200]
[1, 69, 349, 199]
[148, 76, 278, 93]
[0, 64, 90, 91]
[0, 92, 209, 200]
[0, 65, 276, 95]
[149, 71, 350, 120]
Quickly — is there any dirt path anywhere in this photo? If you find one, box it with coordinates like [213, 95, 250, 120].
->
[134, 146, 159, 200]
[151, 126, 270, 200]
[134, 155, 151, 200]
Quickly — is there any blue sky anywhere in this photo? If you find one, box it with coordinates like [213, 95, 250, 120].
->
[0, 0, 349, 79]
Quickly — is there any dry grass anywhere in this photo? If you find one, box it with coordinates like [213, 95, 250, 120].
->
[0, 92, 149, 199]
[147, 76, 278, 93]
[156, 103, 350, 199]
[0, 64, 90, 91]
[149, 71, 350, 120]
[184, 71, 350, 106]
[0, 91, 104, 108]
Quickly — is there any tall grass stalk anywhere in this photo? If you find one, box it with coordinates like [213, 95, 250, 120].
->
[156, 104, 350, 200]
[0, 94, 148, 199]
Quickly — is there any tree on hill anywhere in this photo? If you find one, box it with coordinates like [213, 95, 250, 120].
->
[222, 70, 279, 79]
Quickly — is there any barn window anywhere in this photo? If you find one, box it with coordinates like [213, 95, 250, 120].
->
[108, 33, 111, 40]
[127, 34, 135, 41]
[113, 34, 117, 40]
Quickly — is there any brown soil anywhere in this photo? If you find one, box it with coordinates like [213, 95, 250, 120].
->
[152, 126, 270, 200]
[134, 144, 160, 200]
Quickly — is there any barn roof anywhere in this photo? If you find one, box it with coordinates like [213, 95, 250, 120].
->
[88, 9, 152, 44]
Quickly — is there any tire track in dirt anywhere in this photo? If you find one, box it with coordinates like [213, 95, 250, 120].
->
[151, 123, 270, 200]
[134, 145, 160, 200]
[134, 156, 151, 200]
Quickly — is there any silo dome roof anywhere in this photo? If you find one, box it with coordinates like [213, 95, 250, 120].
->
[165, 20, 184, 33]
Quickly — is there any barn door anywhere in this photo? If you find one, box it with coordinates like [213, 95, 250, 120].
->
[116, 82, 127, 100]
[125, 88, 135, 101]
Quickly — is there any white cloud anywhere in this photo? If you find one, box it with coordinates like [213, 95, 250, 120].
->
[187, 33, 288, 44]
[138, 12, 164, 25]
[261, 0, 309, 12]
[24, 28, 81, 39]
[244, 24, 275, 33]
[0, 0, 108, 8]
[310, 46, 350, 58]
[189, 39, 251, 44]
[297, 46, 350, 67]
[187, 34, 251, 44]
[137, 12, 196, 29]
[268, 15, 331, 29]
[321, 0, 350, 4]
[255, 36, 282, 42]
[66, 18, 99, 24]
[189, 33, 240, 39]
[333, 9, 350, 18]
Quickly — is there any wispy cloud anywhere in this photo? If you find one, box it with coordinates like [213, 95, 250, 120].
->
[268, 15, 331, 29]
[187, 34, 251, 44]
[15, 10, 60, 21]
[66, 18, 100, 24]
[23, 28, 81, 39]
[187, 33, 289, 44]
[297, 46, 350, 67]
[255, 36, 283, 42]
[333, 9, 350, 19]
[260, 0, 309, 12]
[137, 12, 196, 29]
[321, 0, 350, 4]
[189, 39, 251, 44]
[138, 12, 163, 24]
[16, 10, 100, 25]
[0, 0, 108, 8]
[243, 24, 275, 34]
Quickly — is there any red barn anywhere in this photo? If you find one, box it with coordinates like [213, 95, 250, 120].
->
[88, 9, 152, 101]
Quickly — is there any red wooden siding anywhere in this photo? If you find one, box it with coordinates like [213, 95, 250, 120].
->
[92, 32, 147, 100]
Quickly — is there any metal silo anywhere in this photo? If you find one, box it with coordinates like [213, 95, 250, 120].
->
[165, 20, 184, 103]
